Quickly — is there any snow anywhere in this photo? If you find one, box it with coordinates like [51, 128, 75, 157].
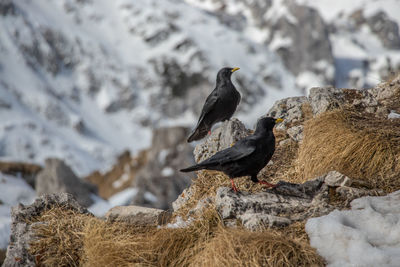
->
[0, 0, 300, 176]
[0, 173, 36, 249]
[306, 190, 400, 267]
[161, 167, 174, 177]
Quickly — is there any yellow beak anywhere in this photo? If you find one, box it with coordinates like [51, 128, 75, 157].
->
[275, 118, 284, 123]
[231, 67, 240, 72]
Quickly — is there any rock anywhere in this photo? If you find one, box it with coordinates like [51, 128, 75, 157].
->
[323, 171, 352, 187]
[2, 193, 89, 267]
[322, 171, 370, 188]
[213, 170, 381, 230]
[193, 118, 251, 163]
[131, 126, 194, 210]
[308, 86, 384, 115]
[35, 158, 97, 207]
[308, 87, 343, 115]
[266, 96, 310, 126]
[286, 125, 304, 142]
[239, 213, 292, 230]
[172, 186, 195, 212]
[105, 205, 171, 226]
[215, 183, 333, 230]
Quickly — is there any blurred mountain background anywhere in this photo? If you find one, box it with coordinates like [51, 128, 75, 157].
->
[0, 0, 400, 251]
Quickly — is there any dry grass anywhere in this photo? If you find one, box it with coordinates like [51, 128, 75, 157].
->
[29, 208, 89, 266]
[29, 208, 323, 267]
[296, 109, 400, 192]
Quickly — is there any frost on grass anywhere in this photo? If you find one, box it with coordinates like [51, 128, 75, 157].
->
[306, 190, 400, 267]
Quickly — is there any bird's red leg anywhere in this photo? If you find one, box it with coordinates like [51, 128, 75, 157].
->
[230, 178, 239, 192]
[208, 130, 211, 135]
[258, 180, 276, 188]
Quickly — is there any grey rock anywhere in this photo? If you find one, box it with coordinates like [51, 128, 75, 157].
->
[172, 186, 194, 212]
[215, 183, 333, 230]
[212, 171, 382, 230]
[287, 125, 304, 142]
[323, 171, 352, 187]
[309, 86, 384, 116]
[131, 126, 194, 210]
[239, 213, 292, 230]
[2, 193, 89, 267]
[105, 205, 171, 226]
[266, 96, 309, 127]
[308, 87, 343, 115]
[193, 118, 251, 163]
[35, 158, 97, 207]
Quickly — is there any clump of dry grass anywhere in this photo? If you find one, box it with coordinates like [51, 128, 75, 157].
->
[191, 224, 323, 267]
[29, 208, 89, 266]
[297, 109, 400, 191]
[29, 207, 323, 267]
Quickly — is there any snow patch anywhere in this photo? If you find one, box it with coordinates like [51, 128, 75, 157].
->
[306, 190, 400, 267]
[161, 167, 174, 177]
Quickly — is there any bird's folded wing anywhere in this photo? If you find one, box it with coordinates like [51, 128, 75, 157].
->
[196, 90, 219, 125]
[206, 140, 256, 165]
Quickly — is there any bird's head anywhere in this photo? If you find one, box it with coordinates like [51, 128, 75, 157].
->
[255, 117, 283, 133]
[217, 67, 240, 82]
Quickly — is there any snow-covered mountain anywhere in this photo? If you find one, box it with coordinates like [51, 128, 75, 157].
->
[0, 0, 298, 175]
[0, 0, 399, 175]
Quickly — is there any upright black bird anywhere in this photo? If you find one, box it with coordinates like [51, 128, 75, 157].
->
[181, 117, 283, 192]
[187, 67, 241, 143]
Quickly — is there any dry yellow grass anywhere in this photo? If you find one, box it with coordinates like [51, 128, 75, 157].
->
[29, 208, 323, 267]
[296, 109, 400, 191]
[29, 208, 89, 266]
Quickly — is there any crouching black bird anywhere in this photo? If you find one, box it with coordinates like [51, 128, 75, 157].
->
[181, 117, 283, 192]
[187, 67, 241, 143]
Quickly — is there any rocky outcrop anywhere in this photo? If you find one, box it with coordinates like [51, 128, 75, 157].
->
[105, 205, 171, 226]
[215, 171, 382, 230]
[131, 126, 195, 210]
[2, 193, 90, 267]
[35, 158, 97, 207]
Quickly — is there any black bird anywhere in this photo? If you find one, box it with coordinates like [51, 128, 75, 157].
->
[181, 117, 283, 192]
[187, 67, 241, 143]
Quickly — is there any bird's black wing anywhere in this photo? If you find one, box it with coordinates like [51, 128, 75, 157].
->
[201, 138, 257, 166]
[196, 89, 219, 127]
[187, 89, 219, 142]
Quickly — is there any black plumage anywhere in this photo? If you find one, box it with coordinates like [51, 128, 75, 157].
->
[187, 67, 241, 143]
[181, 117, 283, 192]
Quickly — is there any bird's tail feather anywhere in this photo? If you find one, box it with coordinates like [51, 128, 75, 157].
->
[187, 124, 209, 143]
